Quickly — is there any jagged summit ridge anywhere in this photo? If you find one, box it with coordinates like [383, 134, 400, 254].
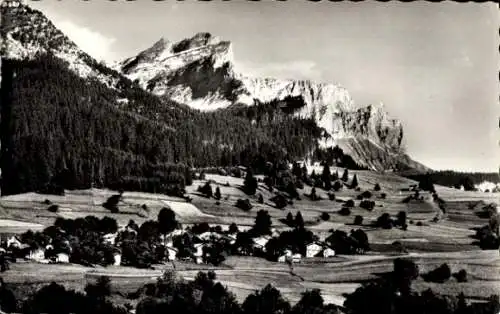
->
[118, 32, 428, 171]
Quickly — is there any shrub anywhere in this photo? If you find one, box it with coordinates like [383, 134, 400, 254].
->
[416, 221, 423, 226]
[423, 263, 451, 283]
[361, 191, 372, 199]
[47, 204, 59, 213]
[103, 194, 121, 213]
[354, 187, 361, 192]
[257, 193, 264, 204]
[380, 193, 386, 199]
[43, 199, 52, 205]
[354, 215, 363, 225]
[321, 212, 330, 221]
[396, 211, 407, 227]
[402, 223, 408, 231]
[328, 193, 336, 201]
[339, 207, 351, 216]
[214, 187, 222, 200]
[356, 195, 363, 200]
[270, 194, 288, 209]
[359, 200, 375, 211]
[198, 182, 213, 198]
[453, 269, 468, 282]
[376, 213, 393, 229]
[236, 199, 252, 211]
[374, 183, 381, 191]
[345, 199, 355, 208]
[332, 181, 342, 192]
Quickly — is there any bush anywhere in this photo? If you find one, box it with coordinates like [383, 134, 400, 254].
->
[416, 221, 423, 226]
[103, 194, 121, 213]
[47, 204, 59, 213]
[321, 212, 330, 221]
[43, 199, 52, 205]
[270, 194, 288, 209]
[236, 199, 252, 211]
[328, 193, 336, 201]
[380, 193, 387, 199]
[356, 195, 363, 200]
[345, 199, 355, 208]
[339, 207, 351, 216]
[423, 263, 451, 283]
[198, 182, 213, 198]
[359, 200, 375, 211]
[354, 215, 363, 225]
[354, 187, 361, 192]
[257, 193, 264, 204]
[332, 181, 342, 192]
[376, 213, 393, 229]
[453, 269, 468, 282]
[374, 183, 381, 191]
[361, 191, 372, 199]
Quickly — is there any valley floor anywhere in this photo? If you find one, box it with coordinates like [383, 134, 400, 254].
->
[1, 169, 499, 306]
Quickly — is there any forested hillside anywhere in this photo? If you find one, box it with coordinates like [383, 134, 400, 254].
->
[1, 54, 323, 195]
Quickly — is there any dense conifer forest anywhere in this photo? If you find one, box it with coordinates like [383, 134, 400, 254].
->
[1, 54, 323, 195]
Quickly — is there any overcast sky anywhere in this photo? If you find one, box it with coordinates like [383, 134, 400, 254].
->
[30, 0, 499, 172]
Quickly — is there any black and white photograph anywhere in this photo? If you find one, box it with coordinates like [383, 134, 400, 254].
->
[0, 0, 499, 313]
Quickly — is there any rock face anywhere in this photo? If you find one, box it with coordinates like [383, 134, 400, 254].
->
[120, 32, 428, 171]
[1, 0, 122, 88]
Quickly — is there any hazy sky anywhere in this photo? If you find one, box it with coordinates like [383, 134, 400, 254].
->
[30, 0, 499, 172]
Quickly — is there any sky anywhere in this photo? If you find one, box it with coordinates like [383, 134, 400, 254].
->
[29, 0, 500, 173]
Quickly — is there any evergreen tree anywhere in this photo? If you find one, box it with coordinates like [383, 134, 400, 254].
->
[295, 211, 305, 229]
[341, 168, 349, 182]
[244, 170, 258, 195]
[286, 212, 294, 226]
[252, 210, 272, 236]
[321, 164, 332, 190]
[214, 186, 222, 200]
[351, 174, 358, 189]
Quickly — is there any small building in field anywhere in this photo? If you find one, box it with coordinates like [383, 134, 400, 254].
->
[291, 253, 302, 263]
[103, 233, 118, 245]
[322, 248, 335, 258]
[6, 236, 22, 249]
[25, 247, 46, 262]
[193, 243, 204, 264]
[55, 252, 69, 263]
[113, 252, 121, 266]
[252, 236, 271, 252]
[305, 243, 323, 258]
[166, 246, 178, 261]
[278, 249, 293, 263]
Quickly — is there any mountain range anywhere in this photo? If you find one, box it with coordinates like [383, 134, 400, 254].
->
[1, 0, 428, 195]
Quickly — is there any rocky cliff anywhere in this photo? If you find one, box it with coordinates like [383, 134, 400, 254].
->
[119, 33, 428, 171]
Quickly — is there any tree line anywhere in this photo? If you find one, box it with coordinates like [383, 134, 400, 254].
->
[2, 54, 325, 195]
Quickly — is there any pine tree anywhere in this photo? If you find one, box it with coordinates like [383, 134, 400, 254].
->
[244, 169, 258, 195]
[351, 174, 358, 189]
[295, 211, 305, 229]
[286, 212, 294, 226]
[214, 186, 222, 200]
[341, 168, 349, 182]
[321, 164, 332, 191]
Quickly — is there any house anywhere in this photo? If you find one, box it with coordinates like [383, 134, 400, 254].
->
[305, 243, 323, 258]
[278, 249, 293, 263]
[252, 236, 271, 252]
[113, 252, 121, 266]
[322, 248, 335, 258]
[6, 236, 22, 249]
[25, 247, 46, 262]
[166, 246, 178, 261]
[55, 252, 69, 263]
[193, 243, 204, 264]
[291, 253, 302, 263]
[103, 233, 117, 245]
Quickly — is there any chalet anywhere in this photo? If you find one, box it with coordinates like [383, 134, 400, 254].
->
[322, 248, 335, 258]
[113, 252, 121, 266]
[278, 249, 293, 263]
[103, 233, 118, 245]
[291, 253, 302, 263]
[166, 246, 178, 261]
[25, 247, 46, 262]
[252, 236, 271, 252]
[194, 243, 204, 264]
[6, 236, 22, 249]
[55, 252, 69, 263]
[305, 243, 323, 258]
